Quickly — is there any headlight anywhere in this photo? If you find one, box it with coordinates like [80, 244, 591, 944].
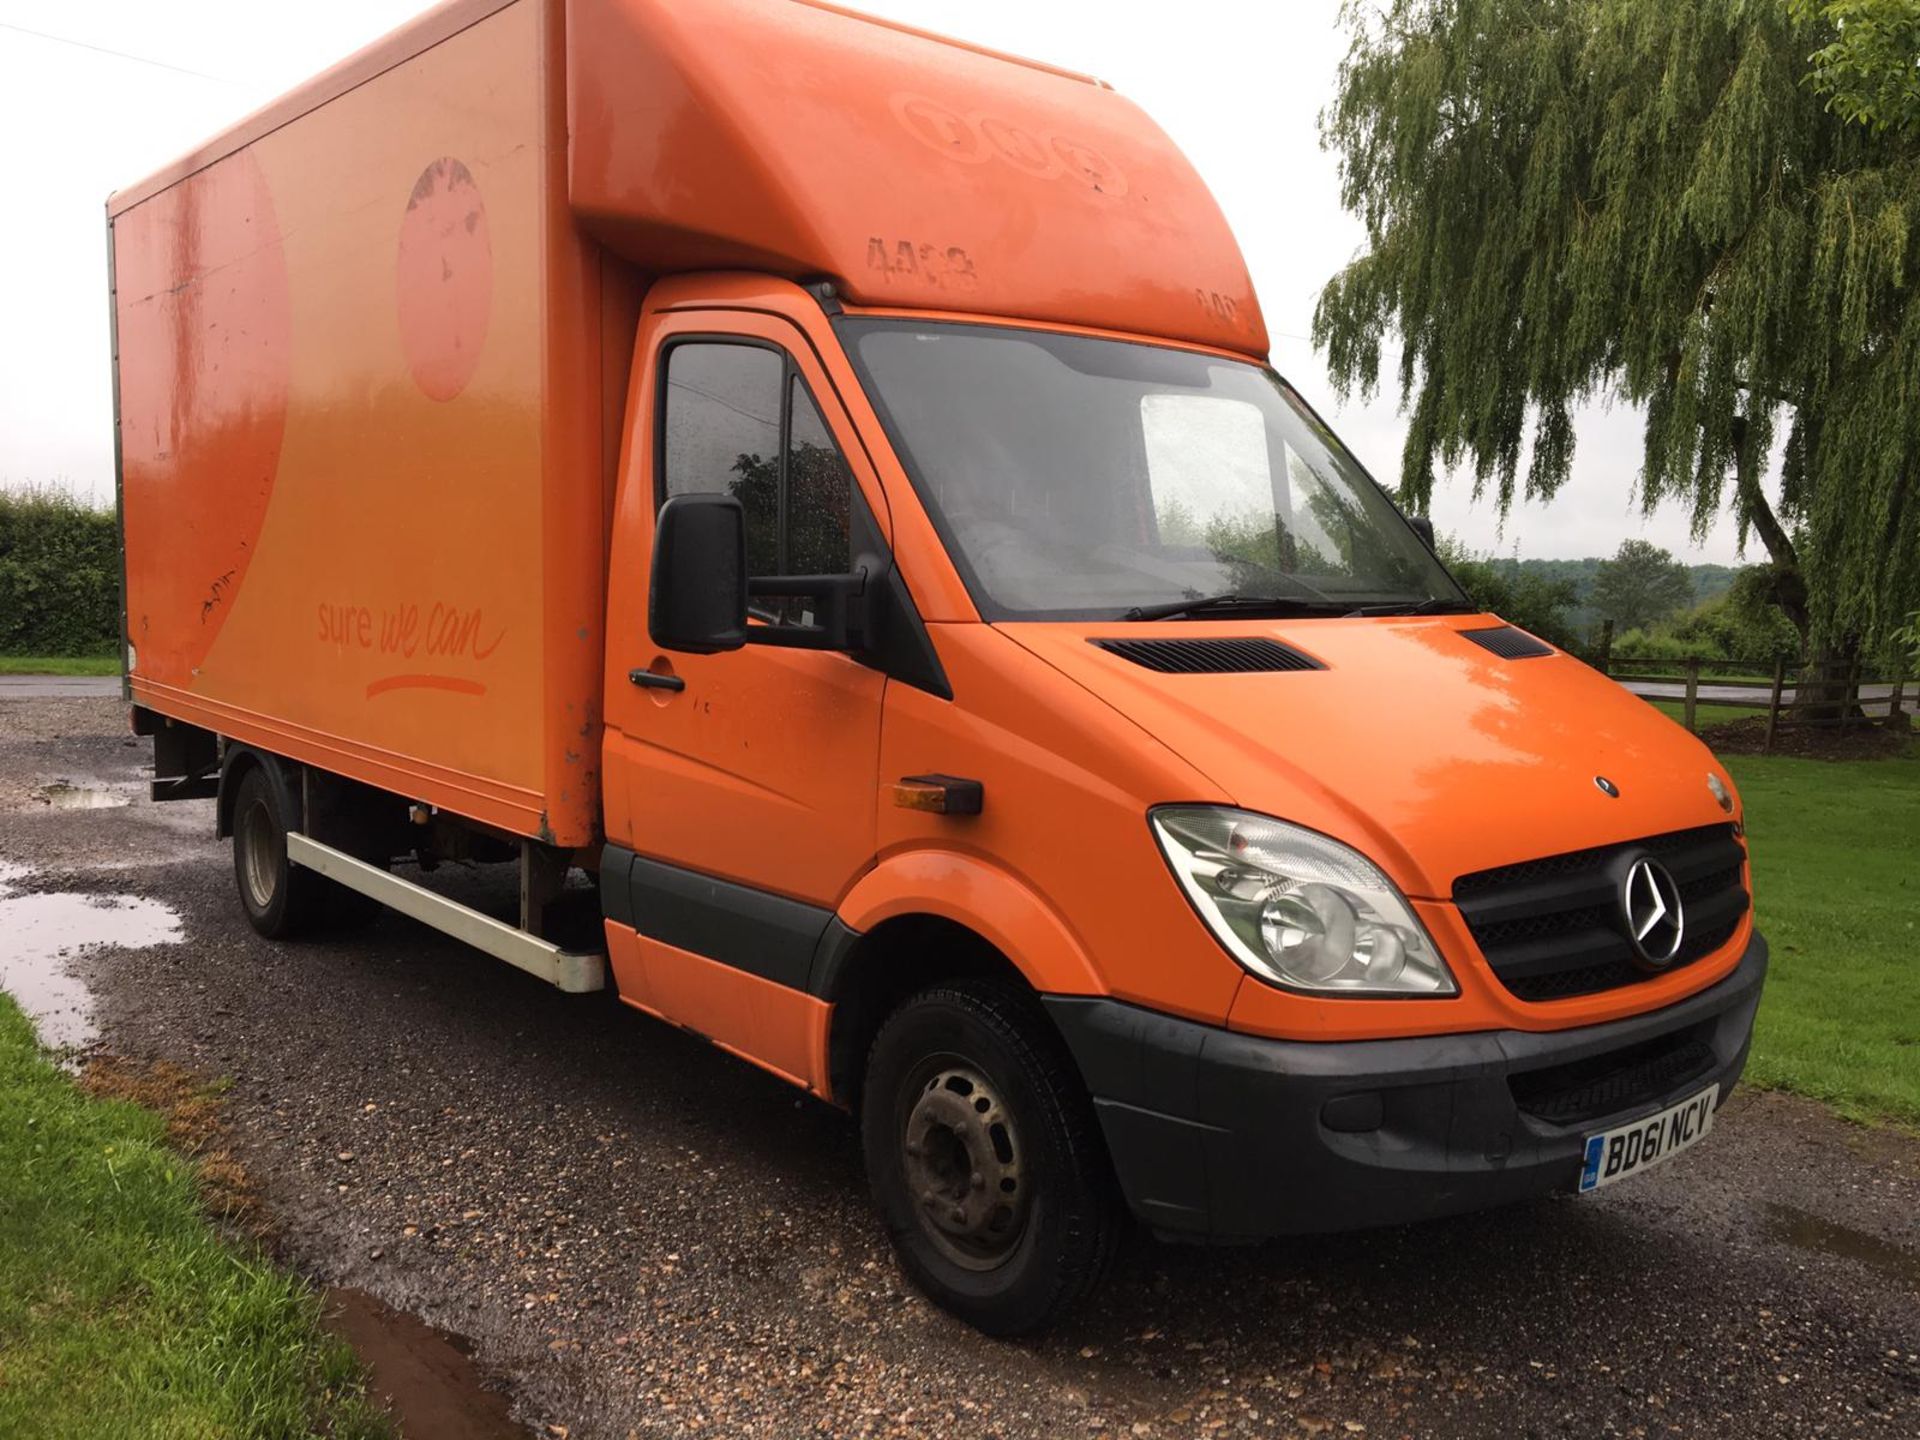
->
[1151, 807, 1455, 996]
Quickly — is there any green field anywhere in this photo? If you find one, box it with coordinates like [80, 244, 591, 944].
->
[0, 654, 120, 676]
[0, 997, 390, 1439]
[1731, 752, 1920, 1127]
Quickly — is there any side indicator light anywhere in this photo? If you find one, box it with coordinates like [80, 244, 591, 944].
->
[891, 774, 984, 817]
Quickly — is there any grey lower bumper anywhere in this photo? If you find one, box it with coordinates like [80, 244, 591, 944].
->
[1045, 935, 1768, 1241]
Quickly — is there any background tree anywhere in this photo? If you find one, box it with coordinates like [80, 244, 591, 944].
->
[1591, 539, 1694, 634]
[1795, 0, 1920, 133]
[1314, 0, 1920, 700]
[1893, 610, 1920, 672]
[1434, 535, 1581, 647]
[1706, 567, 1809, 659]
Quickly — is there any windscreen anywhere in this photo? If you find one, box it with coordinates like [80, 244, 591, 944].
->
[839, 320, 1465, 621]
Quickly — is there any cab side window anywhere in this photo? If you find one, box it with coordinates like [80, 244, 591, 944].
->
[662, 342, 783, 577]
[661, 343, 855, 622]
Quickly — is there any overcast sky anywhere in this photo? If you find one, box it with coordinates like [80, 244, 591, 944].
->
[0, 0, 1764, 564]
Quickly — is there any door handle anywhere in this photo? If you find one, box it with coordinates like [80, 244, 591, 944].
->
[629, 668, 686, 693]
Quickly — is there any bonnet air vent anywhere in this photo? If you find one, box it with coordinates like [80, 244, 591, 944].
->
[1091, 637, 1325, 675]
[1459, 626, 1555, 660]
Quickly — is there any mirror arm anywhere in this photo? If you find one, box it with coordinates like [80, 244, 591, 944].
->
[744, 568, 870, 650]
[746, 572, 868, 603]
[742, 622, 846, 650]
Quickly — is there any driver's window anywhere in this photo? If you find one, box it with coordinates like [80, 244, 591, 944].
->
[662, 342, 782, 576]
[661, 342, 854, 624]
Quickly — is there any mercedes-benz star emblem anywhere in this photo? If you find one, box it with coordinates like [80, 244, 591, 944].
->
[1621, 857, 1685, 967]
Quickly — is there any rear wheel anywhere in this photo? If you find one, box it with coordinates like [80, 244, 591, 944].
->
[861, 980, 1121, 1335]
[231, 765, 318, 938]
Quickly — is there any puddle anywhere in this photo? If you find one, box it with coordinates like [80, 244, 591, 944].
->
[323, 1288, 525, 1439]
[0, 860, 182, 1049]
[29, 780, 131, 811]
[1763, 1202, 1920, 1288]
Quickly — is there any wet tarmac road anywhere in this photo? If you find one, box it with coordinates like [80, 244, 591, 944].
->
[2, 694, 1917, 1439]
[0, 674, 120, 700]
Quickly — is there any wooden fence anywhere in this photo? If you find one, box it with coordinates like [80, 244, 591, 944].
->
[1600, 656, 1911, 750]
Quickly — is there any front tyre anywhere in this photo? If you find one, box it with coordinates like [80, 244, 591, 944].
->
[861, 980, 1121, 1335]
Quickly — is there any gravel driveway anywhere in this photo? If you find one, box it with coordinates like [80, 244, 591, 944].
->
[3, 694, 1916, 1438]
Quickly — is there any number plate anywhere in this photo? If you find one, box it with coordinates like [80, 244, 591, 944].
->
[1577, 1084, 1719, 1193]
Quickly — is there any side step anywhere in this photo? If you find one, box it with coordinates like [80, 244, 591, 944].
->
[287, 832, 608, 994]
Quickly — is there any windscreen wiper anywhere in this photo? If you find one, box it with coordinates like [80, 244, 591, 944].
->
[1340, 597, 1480, 618]
[1122, 593, 1344, 622]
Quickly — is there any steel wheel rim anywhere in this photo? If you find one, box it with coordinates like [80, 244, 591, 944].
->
[900, 1060, 1030, 1271]
[239, 798, 281, 911]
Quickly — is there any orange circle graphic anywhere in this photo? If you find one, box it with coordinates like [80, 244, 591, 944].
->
[1051, 135, 1129, 197]
[977, 115, 1064, 179]
[396, 157, 492, 402]
[890, 93, 991, 163]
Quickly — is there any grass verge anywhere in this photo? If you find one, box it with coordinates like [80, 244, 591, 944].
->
[1730, 752, 1920, 1127]
[0, 996, 391, 1439]
[1649, 699, 1756, 728]
[0, 653, 120, 676]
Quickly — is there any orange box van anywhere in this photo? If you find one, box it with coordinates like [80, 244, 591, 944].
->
[111, 0, 1766, 1332]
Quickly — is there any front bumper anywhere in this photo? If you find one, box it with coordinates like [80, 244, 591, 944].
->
[1044, 934, 1768, 1241]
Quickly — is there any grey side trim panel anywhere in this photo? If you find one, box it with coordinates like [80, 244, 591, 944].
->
[807, 917, 862, 1001]
[620, 849, 832, 992]
[600, 844, 637, 929]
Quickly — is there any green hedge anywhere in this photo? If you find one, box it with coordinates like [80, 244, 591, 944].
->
[0, 487, 120, 656]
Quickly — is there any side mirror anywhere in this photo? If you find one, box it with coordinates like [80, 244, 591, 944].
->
[1408, 515, 1436, 549]
[650, 494, 748, 654]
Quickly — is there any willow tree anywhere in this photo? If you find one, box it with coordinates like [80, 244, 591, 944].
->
[1314, 0, 1920, 681]
[1799, 0, 1920, 132]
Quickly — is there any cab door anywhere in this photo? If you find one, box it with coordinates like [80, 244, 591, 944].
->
[600, 308, 886, 1073]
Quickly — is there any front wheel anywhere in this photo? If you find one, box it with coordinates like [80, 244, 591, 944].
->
[861, 980, 1121, 1335]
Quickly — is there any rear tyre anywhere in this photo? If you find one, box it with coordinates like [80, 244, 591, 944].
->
[231, 765, 318, 939]
[861, 980, 1121, 1335]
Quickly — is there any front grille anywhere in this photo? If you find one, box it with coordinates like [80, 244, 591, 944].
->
[1509, 1024, 1718, 1126]
[1454, 824, 1749, 1002]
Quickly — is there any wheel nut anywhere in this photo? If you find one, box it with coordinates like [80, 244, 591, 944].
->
[970, 1171, 985, 1190]
[950, 1205, 968, 1225]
